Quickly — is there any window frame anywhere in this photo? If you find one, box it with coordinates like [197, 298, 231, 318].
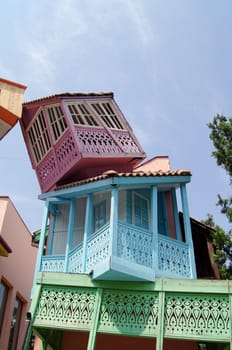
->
[66, 101, 101, 128]
[93, 200, 106, 231]
[0, 280, 9, 334]
[27, 107, 51, 165]
[7, 295, 23, 350]
[90, 100, 126, 130]
[158, 192, 169, 236]
[45, 103, 68, 143]
[132, 191, 150, 230]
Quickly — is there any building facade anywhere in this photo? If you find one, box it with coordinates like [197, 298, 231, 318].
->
[20, 92, 229, 350]
[0, 197, 37, 350]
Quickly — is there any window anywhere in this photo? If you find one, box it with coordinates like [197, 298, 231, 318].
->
[8, 296, 23, 350]
[158, 192, 169, 235]
[0, 280, 8, 333]
[90, 101, 125, 129]
[27, 109, 51, 164]
[93, 201, 106, 231]
[132, 192, 149, 229]
[67, 103, 100, 127]
[46, 104, 67, 142]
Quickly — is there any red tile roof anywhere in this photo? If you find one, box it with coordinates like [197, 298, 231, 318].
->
[55, 169, 191, 191]
[23, 92, 114, 105]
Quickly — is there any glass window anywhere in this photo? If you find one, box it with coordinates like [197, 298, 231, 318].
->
[158, 192, 169, 235]
[46, 104, 67, 142]
[91, 101, 125, 129]
[94, 201, 106, 231]
[67, 102, 100, 127]
[27, 109, 51, 164]
[0, 280, 9, 333]
[132, 192, 149, 229]
[8, 296, 23, 350]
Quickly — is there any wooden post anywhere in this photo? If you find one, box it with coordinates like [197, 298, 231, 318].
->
[31, 201, 49, 297]
[64, 199, 76, 272]
[180, 184, 196, 278]
[46, 205, 56, 255]
[156, 289, 165, 350]
[82, 194, 93, 272]
[151, 185, 158, 271]
[171, 188, 182, 241]
[87, 288, 103, 350]
[110, 186, 118, 257]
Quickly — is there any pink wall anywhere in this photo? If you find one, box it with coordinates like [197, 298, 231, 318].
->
[0, 197, 37, 350]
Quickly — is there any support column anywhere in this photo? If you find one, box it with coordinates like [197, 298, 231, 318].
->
[171, 188, 182, 241]
[156, 289, 165, 350]
[46, 204, 56, 255]
[151, 185, 158, 271]
[110, 186, 118, 257]
[180, 184, 196, 278]
[31, 200, 50, 297]
[87, 288, 103, 350]
[64, 199, 76, 272]
[82, 194, 93, 272]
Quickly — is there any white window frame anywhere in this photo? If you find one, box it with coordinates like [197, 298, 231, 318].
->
[27, 108, 51, 164]
[66, 101, 101, 127]
[45, 103, 68, 143]
[90, 100, 125, 130]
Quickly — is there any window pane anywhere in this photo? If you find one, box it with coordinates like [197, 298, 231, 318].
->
[8, 297, 23, 350]
[94, 201, 106, 231]
[0, 281, 8, 333]
[133, 192, 149, 229]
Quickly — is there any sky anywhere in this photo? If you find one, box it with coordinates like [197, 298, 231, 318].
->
[0, 0, 232, 233]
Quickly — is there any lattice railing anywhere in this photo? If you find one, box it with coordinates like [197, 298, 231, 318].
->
[158, 234, 191, 278]
[117, 222, 152, 267]
[98, 289, 159, 336]
[165, 293, 230, 339]
[34, 285, 96, 330]
[69, 244, 83, 273]
[76, 128, 121, 154]
[41, 255, 65, 272]
[112, 129, 142, 153]
[36, 152, 58, 192]
[31, 274, 232, 345]
[55, 130, 78, 173]
[40, 223, 191, 279]
[86, 225, 111, 271]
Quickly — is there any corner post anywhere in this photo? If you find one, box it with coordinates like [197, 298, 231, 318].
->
[64, 199, 76, 272]
[180, 184, 196, 278]
[151, 185, 158, 271]
[110, 185, 118, 257]
[31, 200, 50, 297]
[82, 194, 93, 272]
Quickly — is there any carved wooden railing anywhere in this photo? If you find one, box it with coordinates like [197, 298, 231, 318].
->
[40, 222, 191, 279]
[24, 274, 231, 350]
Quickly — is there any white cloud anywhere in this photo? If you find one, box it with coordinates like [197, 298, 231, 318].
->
[123, 0, 154, 47]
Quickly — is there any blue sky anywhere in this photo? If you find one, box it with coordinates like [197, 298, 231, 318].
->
[0, 0, 231, 233]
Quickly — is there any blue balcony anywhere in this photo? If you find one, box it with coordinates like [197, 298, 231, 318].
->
[40, 221, 192, 281]
[33, 171, 196, 285]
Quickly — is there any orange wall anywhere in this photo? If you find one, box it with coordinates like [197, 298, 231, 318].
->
[0, 197, 37, 350]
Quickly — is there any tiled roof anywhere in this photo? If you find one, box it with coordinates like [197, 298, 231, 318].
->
[23, 91, 114, 105]
[55, 169, 191, 191]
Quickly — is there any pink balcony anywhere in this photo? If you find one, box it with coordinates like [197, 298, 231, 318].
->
[20, 92, 146, 192]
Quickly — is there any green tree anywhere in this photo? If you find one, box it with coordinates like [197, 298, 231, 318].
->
[206, 114, 232, 278]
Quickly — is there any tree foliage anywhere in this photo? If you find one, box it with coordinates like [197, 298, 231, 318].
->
[207, 114, 232, 278]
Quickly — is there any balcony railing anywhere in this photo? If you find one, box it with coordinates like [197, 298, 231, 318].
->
[40, 222, 191, 279]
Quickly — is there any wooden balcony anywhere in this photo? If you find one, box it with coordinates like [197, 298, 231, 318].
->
[40, 221, 193, 281]
[23, 273, 231, 350]
[21, 93, 146, 192]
